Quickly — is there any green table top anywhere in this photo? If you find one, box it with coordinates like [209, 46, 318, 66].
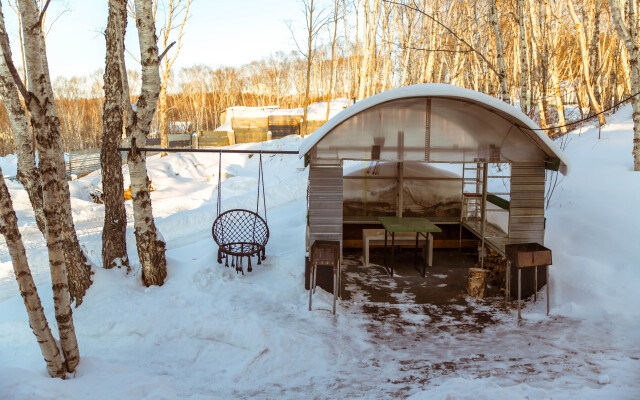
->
[378, 217, 442, 233]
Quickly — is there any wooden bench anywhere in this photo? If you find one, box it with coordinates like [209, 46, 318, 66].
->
[362, 228, 431, 267]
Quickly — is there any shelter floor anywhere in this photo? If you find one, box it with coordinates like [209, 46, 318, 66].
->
[341, 248, 501, 306]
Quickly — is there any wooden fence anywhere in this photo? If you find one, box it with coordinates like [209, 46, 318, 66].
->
[65, 133, 193, 179]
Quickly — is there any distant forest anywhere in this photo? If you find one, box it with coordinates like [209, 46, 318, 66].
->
[0, 0, 632, 154]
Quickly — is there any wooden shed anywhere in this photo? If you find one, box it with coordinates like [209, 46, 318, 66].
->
[299, 84, 570, 296]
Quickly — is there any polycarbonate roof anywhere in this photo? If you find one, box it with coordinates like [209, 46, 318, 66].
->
[299, 84, 570, 175]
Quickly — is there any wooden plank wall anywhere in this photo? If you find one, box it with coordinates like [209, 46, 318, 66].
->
[304, 120, 326, 135]
[308, 165, 343, 246]
[198, 131, 230, 147]
[232, 117, 269, 143]
[268, 115, 301, 138]
[508, 162, 546, 245]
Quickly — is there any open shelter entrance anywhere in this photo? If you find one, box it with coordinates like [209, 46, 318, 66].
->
[300, 84, 569, 305]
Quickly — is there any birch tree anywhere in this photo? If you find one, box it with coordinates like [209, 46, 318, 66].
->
[489, 0, 510, 103]
[608, 0, 640, 170]
[101, 0, 129, 271]
[0, 7, 44, 234]
[125, 0, 167, 286]
[0, 166, 68, 378]
[289, 0, 329, 137]
[155, 0, 191, 156]
[568, 0, 606, 126]
[1, 0, 84, 371]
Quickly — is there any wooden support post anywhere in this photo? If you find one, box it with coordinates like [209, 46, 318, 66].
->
[480, 162, 488, 268]
[191, 132, 199, 149]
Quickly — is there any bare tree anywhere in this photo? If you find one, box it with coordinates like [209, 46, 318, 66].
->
[155, 0, 190, 156]
[288, 0, 330, 137]
[325, 0, 341, 121]
[101, 0, 129, 271]
[1, 0, 86, 372]
[489, 0, 510, 103]
[0, 166, 67, 378]
[124, 0, 167, 286]
[609, 0, 640, 170]
[568, 0, 606, 126]
[0, 11, 44, 234]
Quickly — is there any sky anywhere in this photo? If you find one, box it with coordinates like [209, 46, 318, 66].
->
[4, 0, 304, 79]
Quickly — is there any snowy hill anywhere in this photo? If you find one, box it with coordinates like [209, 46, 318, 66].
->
[0, 106, 639, 399]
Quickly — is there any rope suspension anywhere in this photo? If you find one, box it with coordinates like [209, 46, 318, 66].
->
[212, 149, 270, 275]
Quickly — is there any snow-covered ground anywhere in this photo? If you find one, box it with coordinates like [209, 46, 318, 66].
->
[1, 106, 639, 399]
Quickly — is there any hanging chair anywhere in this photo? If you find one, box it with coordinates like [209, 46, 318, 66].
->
[212, 151, 269, 274]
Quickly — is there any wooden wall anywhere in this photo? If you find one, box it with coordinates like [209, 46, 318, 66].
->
[308, 165, 343, 247]
[508, 162, 546, 245]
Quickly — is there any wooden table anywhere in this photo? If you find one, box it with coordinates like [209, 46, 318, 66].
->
[378, 217, 442, 277]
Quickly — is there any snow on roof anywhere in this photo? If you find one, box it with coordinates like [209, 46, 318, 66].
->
[298, 84, 570, 174]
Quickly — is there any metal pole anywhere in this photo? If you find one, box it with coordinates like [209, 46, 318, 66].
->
[547, 265, 550, 316]
[117, 147, 298, 155]
[518, 268, 522, 320]
[397, 162, 404, 218]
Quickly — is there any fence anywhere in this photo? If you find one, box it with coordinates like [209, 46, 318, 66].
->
[65, 133, 193, 179]
[196, 115, 326, 149]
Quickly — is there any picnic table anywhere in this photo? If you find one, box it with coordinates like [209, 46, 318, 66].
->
[378, 216, 442, 277]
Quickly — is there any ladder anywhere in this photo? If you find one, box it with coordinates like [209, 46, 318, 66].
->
[460, 162, 485, 222]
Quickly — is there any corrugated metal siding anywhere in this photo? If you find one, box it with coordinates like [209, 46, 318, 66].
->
[508, 162, 545, 245]
[308, 165, 343, 245]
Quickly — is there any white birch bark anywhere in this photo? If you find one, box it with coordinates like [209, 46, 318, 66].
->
[489, 0, 510, 104]
[127, 0, 167, 286]
[16, 0, 81, 372]
[0, 166, 66, 378]
[609, 0, 640, 170]
[517, 0, 528, 113]
[0, 6, 44, 234]
[567, 0, 606, 126]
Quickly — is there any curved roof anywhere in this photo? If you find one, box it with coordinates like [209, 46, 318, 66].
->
[298, 84, 570, 174]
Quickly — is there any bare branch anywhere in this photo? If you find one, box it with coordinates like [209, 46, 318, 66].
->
[38, 0, 51, 26]
[382, 0, 500, 78]
[158, 41, 176, 62]
[0, 37, 30, 104]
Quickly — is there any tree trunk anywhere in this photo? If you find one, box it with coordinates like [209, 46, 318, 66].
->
[159, 82, 168, 155]
[567, 0, 606, 126]
[325, 0, 339, 122]
[0, 12, 45, 234]
[101, 0, 129, 271]
[0, 167, 67, 378]
[14, 0, 82, 372]
[489, 0, 510, 104]
[517, 0, 528, 113]
[302, 0, 315, 137]
[608, 0, 640, 170]
[126, 0, 167, 286]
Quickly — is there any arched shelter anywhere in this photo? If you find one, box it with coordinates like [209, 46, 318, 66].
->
[299, 84, 570, 287]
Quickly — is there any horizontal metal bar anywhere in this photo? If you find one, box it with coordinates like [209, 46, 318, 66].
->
[343, 176, 463, 181]
[117, 147, 298, 155]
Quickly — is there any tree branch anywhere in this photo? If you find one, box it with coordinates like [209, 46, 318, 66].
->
[382, 0, 501, 78]
[38, 0, 51, 26]
[0, 37, 30, 104]
[158, 41, 176, 62]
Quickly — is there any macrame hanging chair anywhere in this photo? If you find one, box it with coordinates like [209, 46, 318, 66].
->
[212, 151, 269, 275]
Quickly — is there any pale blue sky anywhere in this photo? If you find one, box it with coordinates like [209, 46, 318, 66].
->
[4, 0, 304, 79]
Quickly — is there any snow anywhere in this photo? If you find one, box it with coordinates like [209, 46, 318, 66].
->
[215, 99, 352, 132]
[1, 106, 640, 399]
